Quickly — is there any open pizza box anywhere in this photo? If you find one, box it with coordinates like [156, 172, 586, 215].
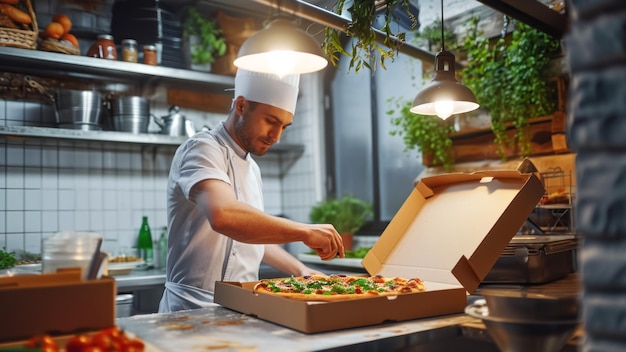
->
[215, 169, 545, 333]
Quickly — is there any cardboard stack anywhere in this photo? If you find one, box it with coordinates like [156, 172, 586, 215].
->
[0, 268, 115, 342]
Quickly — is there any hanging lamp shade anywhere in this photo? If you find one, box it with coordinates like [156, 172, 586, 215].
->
[233, 18, 328, 78]
[411, 50, 479, 119]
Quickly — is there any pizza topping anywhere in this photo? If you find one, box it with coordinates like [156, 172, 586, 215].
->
[253, 274, 426, 300]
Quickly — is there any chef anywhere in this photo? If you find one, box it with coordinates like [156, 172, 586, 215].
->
[159, 69, 345, 312]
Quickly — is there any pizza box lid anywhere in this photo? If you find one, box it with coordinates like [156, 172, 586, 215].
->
[362, 169, 545, 294]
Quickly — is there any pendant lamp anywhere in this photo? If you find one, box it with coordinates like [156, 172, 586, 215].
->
[411, 0, 479, 119]
[234, 18, 328, 78]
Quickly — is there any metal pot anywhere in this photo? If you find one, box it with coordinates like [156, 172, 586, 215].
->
[154, 105, 194, 137]
[109, 96, 151, 134]
[54, 89, 104, 130]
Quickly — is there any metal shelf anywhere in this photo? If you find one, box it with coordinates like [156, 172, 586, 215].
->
[0, 125, 306, 161]
[0, 125, 186, 146]
[254, 142, 305, 177]
[0, 46, 234, 94]
[0, 47, 304, 166]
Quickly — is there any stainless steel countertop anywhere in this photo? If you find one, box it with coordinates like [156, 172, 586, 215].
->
[113, 273, 582, 351]
[114, 268, 166, 292]
[116, 304, 477, 352]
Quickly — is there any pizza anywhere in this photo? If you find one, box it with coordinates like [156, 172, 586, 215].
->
[252, 274, 426, 301]
[540, 188, 570, 205]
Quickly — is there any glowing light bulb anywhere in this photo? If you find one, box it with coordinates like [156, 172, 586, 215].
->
[265, 50, 296, 78]
[434, 100, 454, 119]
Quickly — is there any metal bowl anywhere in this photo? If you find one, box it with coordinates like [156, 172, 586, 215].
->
[480, 289, 579, 321]
[466, 300, 578, 352]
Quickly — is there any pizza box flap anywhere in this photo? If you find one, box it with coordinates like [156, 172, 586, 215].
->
[362, 170, 545, 294]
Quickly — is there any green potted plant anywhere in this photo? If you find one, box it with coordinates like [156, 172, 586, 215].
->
[309, 195, 373, 250]
[322, 0, 416, 72]
[0, 247, 17, 270]
[388, 96, 456, 171]
[183, 7, 228, 71]
[459, 17, 560, 159]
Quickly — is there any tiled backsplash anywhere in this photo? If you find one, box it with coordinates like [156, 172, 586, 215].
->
[1, 134, 174, 255]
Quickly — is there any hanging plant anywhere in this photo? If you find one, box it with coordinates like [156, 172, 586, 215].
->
[459, 17, 560, 159]
[388, 97, 456, 171]
[414, 19, 457, 52]
[322, 0, 416, 72]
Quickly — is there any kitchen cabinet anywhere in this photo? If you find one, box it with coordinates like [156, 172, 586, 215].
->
[114, 268, 166, 316]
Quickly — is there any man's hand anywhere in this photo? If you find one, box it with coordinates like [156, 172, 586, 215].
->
[298, 266, 327, 277]
[303, 224, 345, 260]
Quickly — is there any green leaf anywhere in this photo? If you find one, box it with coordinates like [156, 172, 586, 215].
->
[309, 195, 373, 234]
[322, 0, 414, 73]
[0, 247, 17, 269]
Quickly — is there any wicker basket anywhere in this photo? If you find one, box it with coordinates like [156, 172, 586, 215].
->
[0, 0, 38, 49]
[39, 38, 80, 55]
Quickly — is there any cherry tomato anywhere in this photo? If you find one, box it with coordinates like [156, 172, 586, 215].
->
[82, 347, 105, 352]
[65, 334, 93, 352]
[124, 338, 145, 352]
[92, 330, 122, 351]
[26, 334, 58, 351]
[99, 326, 125, 341]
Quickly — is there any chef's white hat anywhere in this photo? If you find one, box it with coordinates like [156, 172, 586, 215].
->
[234, 69, 300, 114]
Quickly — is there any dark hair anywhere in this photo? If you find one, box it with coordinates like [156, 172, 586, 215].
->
[246, 100, 260, 111]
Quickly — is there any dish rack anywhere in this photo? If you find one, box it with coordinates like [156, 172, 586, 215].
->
[531, 167, 576, 234]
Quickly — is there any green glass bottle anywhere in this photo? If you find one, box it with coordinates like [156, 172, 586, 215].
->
[137, 216, 153, 269]
[159, 227, 168, 270]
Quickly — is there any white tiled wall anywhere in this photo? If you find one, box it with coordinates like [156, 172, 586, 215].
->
[0, 133, 174, 255]
[0, 74, 325, 257]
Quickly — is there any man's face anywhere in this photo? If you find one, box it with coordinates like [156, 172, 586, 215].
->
[233, 99, 294, 156]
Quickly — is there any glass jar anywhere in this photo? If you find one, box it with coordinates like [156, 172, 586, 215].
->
[87, 34, 117, 60]
[121, 39, 138, 63]
[143, 45, 157, 66]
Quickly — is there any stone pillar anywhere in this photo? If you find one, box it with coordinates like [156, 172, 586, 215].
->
[566, 1, 626, 351]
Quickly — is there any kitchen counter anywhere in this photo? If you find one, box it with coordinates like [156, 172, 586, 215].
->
[116, 302, 581, 352]
[114, 274, 583, 351]
[114, 268, 166, 292]
[116, 305, 481, 351]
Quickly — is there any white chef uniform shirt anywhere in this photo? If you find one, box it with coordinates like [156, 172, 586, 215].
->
[158, 122, 265, 312]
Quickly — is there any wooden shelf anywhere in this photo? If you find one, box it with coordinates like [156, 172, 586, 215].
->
[424, 112, 571, 167]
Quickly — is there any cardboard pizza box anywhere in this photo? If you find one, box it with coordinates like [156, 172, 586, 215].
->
[215, 169, 545, 333]
[0, 268, 116, 342]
